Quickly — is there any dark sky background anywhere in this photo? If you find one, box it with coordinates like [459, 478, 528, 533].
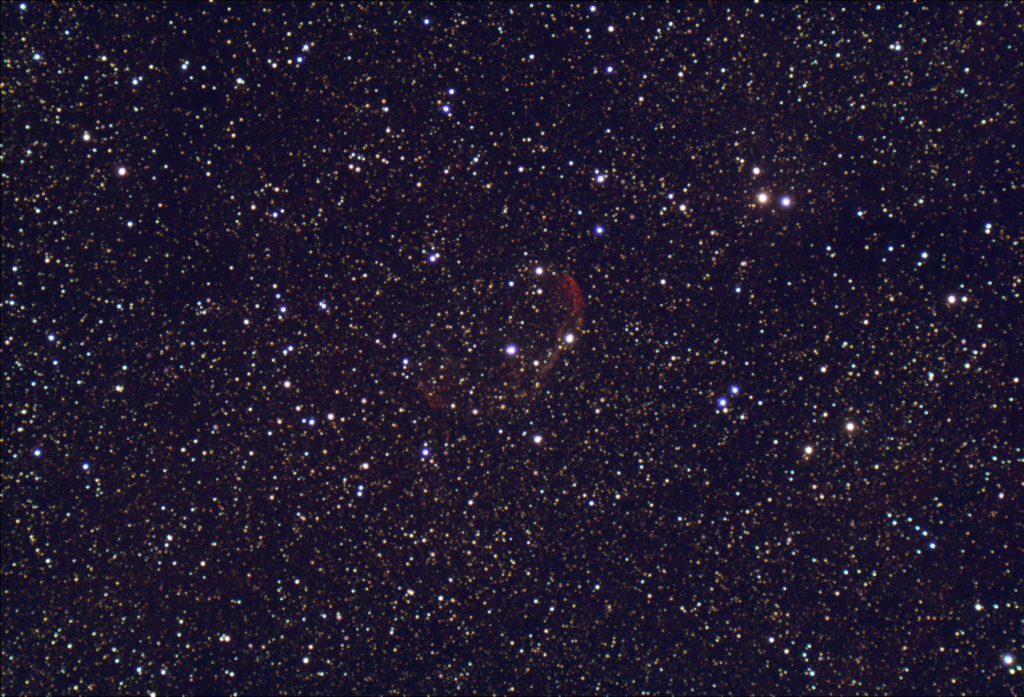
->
[2, 2, 1021, 694]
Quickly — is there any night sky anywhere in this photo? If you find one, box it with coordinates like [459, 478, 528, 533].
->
[2, 2, 1021, 694]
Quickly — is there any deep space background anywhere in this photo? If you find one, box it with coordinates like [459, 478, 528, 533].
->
[2, 2, 1021, 695]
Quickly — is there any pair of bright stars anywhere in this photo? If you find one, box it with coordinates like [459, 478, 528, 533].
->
[758, 191, 792, 208]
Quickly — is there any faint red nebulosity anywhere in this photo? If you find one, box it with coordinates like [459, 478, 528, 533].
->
[418, 271, 584, 413]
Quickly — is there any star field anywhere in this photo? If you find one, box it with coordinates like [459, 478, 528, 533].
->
[2, 3, 1021, 694]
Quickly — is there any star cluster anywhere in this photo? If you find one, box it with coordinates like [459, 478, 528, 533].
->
[2, 3, 1020, 694]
